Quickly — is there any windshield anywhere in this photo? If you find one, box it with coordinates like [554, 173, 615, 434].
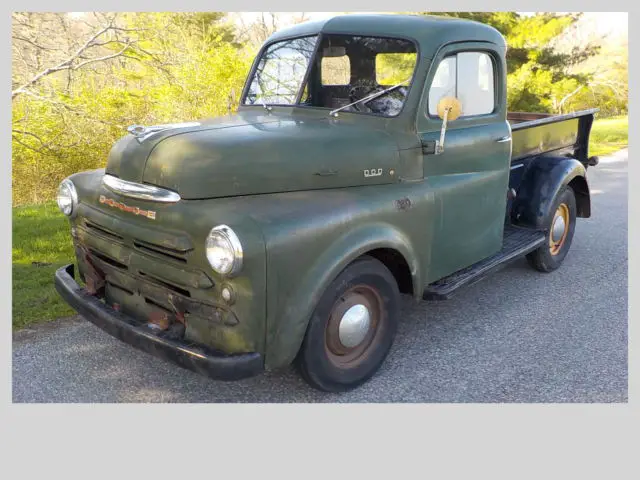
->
[243, 34, 418, 117]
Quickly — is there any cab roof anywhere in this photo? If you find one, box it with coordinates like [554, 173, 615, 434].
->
[265, 14, 506, 56]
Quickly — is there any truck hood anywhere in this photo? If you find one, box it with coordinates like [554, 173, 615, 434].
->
[105, 111, 401, 200]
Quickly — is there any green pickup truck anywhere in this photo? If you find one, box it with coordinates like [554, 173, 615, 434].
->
[54, 14, 599, 392]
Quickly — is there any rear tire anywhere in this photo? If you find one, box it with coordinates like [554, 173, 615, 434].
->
[526, 185, 577, 273]
[295, 256, 400, 392]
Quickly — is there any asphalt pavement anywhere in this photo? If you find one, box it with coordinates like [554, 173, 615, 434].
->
[12, 150, 628, 402]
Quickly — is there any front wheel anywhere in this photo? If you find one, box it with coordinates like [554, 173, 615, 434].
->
[295, 256, 400, 392]
[526, 185, 577, 272]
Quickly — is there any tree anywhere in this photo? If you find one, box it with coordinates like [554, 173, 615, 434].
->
[421, 12, 601, 113]
[11, 12, 251, 205]
[12, 13, 141, 101]
[234, 12, 310, 49]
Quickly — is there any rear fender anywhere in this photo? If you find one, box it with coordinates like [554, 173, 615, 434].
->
[511, 156, 589, 229]
[264, 223, 422, 370]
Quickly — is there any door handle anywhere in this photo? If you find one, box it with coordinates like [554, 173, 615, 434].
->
[496, 136, 512, 143]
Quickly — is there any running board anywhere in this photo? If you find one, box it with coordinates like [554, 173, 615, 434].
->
[423, 225, 546, 301]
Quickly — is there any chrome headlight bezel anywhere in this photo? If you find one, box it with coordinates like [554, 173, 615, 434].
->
[205, 225, 243, 276]
[57, 179, 78, 217]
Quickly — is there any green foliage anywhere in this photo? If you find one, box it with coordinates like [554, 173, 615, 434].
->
[424, 12, 519, 35]
[12, 12, 252, 205]
[589, 116, 628, 157]
[423, 12, 625, 115]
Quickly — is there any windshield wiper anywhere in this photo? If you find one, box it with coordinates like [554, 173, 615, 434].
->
[260, 97, 272, 112]
[329, 79, 410, 117]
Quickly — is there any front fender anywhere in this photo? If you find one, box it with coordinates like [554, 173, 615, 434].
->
[264, 222, 422, 370]
[512, 156, 588, 229]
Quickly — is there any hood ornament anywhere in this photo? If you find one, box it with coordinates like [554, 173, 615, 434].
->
[126, 122, 201, 142]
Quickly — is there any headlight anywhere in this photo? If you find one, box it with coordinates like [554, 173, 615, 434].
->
[205, 225, 243, 276]
[57, 179, 78, 216]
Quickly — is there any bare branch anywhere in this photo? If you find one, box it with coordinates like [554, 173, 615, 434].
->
[15, 89, 124, 128]
[12, 128, 50, 146]
[82, 39, 126, 48]
[13, 127, 83, 154]
[557, 85, 584, 113]
[72, 42, 134, 70]
[12, 134, 50, 155]
[11, 14, 139, 100]
[12, 34, 59, 51]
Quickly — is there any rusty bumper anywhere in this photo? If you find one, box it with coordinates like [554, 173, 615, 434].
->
[54, 264, 263, 381]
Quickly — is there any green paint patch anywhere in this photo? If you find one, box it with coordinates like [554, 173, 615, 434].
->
[12, 202, 76, 330]
[589, 116, 628, 157]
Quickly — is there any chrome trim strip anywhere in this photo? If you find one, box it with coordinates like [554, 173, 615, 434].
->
[510, 164, 525, 170]
[102, 174, 181, 203]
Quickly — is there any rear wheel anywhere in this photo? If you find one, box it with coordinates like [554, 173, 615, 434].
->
[295, 256, 400, 392]
[526, 185, 577, 272]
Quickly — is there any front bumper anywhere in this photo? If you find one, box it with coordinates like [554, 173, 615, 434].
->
[54, 264, 264, 381]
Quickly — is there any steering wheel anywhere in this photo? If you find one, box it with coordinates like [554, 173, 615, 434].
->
[348, 85, 409, 113]
[348, 85, 379, 112]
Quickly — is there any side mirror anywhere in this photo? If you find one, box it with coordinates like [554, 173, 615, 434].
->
[434, 96, 462, 154]
[437, 96, 462, 121]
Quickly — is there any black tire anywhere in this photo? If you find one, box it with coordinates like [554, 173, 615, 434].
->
[526, 185, 577, 272]
[295, 255, 401, 392]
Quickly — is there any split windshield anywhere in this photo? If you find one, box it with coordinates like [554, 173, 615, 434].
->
[243, 34, 418, 117]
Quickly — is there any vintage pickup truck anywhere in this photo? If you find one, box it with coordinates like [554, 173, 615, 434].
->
[54, 14, 599, 392]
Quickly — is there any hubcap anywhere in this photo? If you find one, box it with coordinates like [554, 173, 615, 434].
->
[338, 304, 371, 348]
[551, 215, 566, 243]
[549, 203, 570, 255]
[324, 284, 384, 368]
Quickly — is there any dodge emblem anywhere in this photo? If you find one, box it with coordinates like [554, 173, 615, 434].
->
[99, 195, 156, 220]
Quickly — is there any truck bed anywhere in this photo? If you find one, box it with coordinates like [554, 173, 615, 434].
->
[507, 109, 598, 163]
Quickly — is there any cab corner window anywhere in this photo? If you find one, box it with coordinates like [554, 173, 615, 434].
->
[428, 51, 495, 118]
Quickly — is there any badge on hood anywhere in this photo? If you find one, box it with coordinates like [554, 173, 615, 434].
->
[127, 122, 201, 143]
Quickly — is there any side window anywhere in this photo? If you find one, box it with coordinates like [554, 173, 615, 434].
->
[428, 56, 456, 116]
[458, 52, 494, 116]
[321, 55, 351, 85]
[428, 51, 495, 117]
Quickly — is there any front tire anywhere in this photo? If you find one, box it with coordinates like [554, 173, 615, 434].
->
[295, 256, 400, 392]
[526, 185, 577, 272]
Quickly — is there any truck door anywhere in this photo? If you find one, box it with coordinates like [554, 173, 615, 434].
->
[416, 42, 512, 282]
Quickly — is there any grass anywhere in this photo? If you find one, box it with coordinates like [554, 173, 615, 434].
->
[12, 202, 76, 329]
[11, 116, 628, 330]
[589, 115, 628, 157]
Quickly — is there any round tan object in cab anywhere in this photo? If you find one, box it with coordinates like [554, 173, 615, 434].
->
[437, 96, 462, 121]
